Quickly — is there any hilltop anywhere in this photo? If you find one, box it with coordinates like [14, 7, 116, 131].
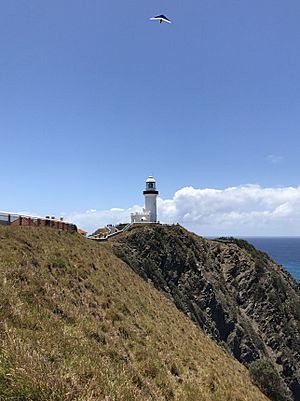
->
[111, 224, 300, 401]
[0, 226, 269, 401]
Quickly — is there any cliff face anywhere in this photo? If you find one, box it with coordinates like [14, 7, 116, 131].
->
[112, 225, 300, 401]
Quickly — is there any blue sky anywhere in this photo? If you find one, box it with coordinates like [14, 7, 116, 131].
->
[1, 1, 300, 234]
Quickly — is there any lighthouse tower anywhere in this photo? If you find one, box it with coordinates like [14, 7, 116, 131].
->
[130, 176, 159, 224]
[143, 176, 159, 223]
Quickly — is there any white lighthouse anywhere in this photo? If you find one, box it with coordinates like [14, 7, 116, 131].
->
[144, 176, 159, 222]
[131, 176, 159, 224]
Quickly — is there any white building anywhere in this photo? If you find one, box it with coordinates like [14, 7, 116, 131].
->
[131, 176, 159, 224]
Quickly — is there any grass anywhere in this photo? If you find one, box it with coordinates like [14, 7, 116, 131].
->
[0, 226, 270, 401]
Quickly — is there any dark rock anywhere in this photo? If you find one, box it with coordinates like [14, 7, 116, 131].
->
[112, 225, 300, 401]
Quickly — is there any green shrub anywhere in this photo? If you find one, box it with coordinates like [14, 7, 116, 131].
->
[49, 256, 66, 269]
[249, 359, 290, 401]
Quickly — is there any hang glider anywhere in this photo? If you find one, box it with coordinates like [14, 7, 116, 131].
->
[150, 15, 171, 24]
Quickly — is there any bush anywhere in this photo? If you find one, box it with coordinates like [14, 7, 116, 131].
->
[49, 255, 66, 269]
[249, 359, 290, 401]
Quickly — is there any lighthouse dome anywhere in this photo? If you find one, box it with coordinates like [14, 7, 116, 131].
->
[146, 176, 156, 183]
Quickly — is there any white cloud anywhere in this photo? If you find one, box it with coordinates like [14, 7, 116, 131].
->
[66, 205, 141, 234]
[66, 185, 300, 236]
[266, 154, 284, 164]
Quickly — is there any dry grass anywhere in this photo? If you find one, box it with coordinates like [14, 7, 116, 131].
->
[0, 226, 270, 401]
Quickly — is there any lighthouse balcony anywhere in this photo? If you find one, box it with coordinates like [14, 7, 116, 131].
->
[143, 190, 159, 195]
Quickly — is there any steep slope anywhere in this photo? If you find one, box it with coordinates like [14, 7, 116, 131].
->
[0, 226, 269, 401]
[112, 224, 300, 401]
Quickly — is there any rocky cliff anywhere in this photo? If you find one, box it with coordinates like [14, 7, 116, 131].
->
[112, 224, 300, 401]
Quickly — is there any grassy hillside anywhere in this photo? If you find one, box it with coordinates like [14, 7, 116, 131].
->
[0, 226, 269, 401]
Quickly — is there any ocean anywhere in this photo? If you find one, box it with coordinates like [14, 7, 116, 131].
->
[242, 237, 300, 283]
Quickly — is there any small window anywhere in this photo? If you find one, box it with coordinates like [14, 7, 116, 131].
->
[148, 183, 154, 188]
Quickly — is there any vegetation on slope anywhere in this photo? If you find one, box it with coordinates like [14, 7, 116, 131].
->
[112, 224, 300, 401]
[0, 226, 269, 401]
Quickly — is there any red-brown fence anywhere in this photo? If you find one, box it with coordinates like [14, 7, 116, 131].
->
[0, 212, 77, 233]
